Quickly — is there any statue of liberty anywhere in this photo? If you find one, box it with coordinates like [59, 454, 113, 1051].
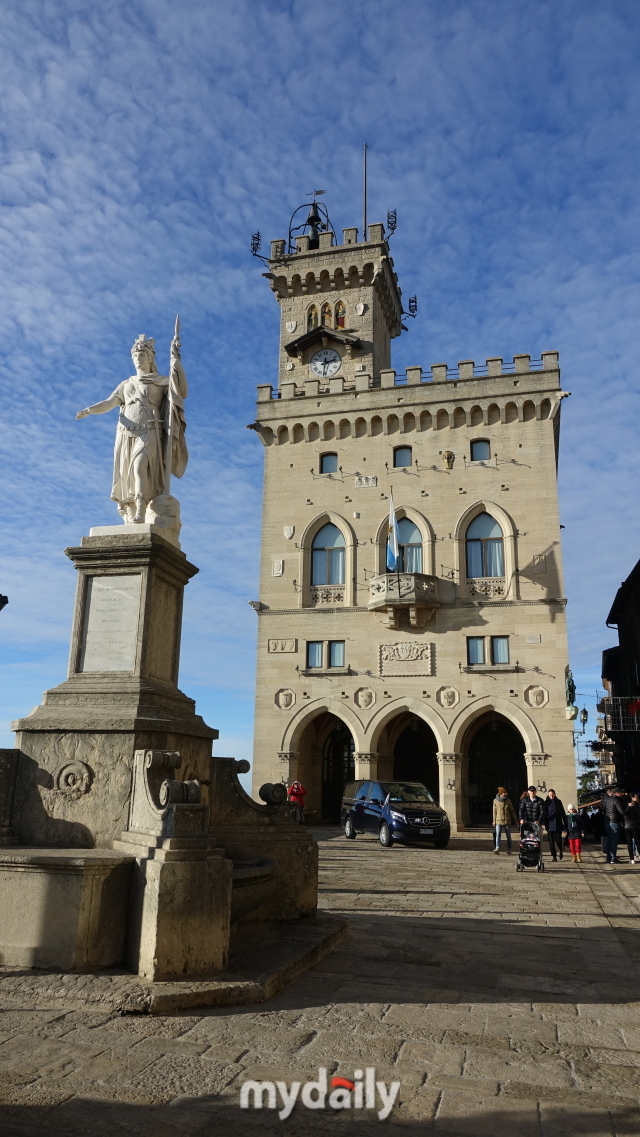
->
[76, 321, 188, 525]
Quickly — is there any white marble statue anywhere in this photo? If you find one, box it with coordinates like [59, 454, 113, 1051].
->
[76, 323, 188, 524]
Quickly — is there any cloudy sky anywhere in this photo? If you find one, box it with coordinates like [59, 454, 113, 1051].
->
[1, 0, 639, 766]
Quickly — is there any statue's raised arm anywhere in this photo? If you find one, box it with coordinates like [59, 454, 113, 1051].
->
[76, 330, 188, 528]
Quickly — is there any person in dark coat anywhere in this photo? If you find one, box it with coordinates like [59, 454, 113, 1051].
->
[518, 786, 543, 825]
[600, 787, 625, 864]
[623, 792, 640, 864]
[541, 789, 567, 861]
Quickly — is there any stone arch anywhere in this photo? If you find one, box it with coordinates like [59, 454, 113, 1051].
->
[363, 262, 375, 286]
[300, 510, 356, 606]
[419, 409, 432, 431]
[453, 500, 518, 599]
[541, 398, 551, 420]
[277, 425, 289, 445]
[334, 268, 345, 290]
[449, 697, 543, 757]
[505, 401, 518, 424]
[355, 417, 367, 438]
[305, 272, 317, 296]
[307, 421, 320, 442]
[338, 418, 351, 439]
[291, 274, 303, 296]
[453, 407, 466, 428]
[487, 404, 500, 425]
[281, 698, 366, 756]
[281, 701, 366, 820]
[470, 405, 483, 426]
[323, 420, 335, 441]
[274, 276, 288, 298]
[402, 412, 416, 433]
[436, 409, 449, 430]
[348, 266, 360, 288]
[387, 414, 400, 434]
[367, 698, 447, 756]
[262, 426, 274, 446]
[523, 400, 536, 422]
[319, 272, 332, 295]
[371, 415, 383, 437]
[373, 506, 435, 576]
[292, 423, 304, 444]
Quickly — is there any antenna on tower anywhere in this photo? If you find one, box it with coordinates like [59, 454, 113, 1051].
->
[363, 142, 368, 241]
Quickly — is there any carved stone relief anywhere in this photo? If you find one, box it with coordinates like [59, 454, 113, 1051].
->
[275, 689, 296, 710]
[525, 685, 548, 708]
[272, 559, 284, 577]
[55, 761, 93, 799]
[354, 687, 376, 709]
[379, 642, 433, 676]
[355, 475, 377, 488]
[268, 639, 297, 653]
[283, 525, 295, 539]
[437, 686, 460, 708]
[285, 320, 297, 333]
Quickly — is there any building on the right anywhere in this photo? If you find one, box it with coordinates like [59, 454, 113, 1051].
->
[599, 561, 640, 789]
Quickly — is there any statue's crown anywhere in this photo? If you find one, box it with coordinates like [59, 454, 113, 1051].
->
[131, 334, 155, 354]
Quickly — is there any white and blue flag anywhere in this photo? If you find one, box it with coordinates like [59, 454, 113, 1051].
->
[386, 491, 400, 572]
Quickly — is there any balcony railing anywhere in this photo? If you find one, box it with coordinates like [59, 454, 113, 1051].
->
[368, 572, 438, 609]
[309, 585, 345, 606]
[595, 693, 640, 732]
[467, 578, 506, 599]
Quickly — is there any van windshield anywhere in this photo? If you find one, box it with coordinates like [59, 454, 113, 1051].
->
[380, 781, 436, 805]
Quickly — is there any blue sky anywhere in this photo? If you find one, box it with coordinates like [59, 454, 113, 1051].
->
[2, 0, 639, 765]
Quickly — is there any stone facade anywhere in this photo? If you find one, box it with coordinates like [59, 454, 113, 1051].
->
[250, 220, 577, 830]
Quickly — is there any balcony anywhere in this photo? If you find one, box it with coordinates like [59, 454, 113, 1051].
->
[368, 572, 439, 628]
[467, 578, 506, 599]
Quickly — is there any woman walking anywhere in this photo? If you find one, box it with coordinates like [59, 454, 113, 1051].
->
[541, 789, 567, 861]
[624, 792, 640, 864]
[492, 787, 518, 854]
[566, 805, 585, 862]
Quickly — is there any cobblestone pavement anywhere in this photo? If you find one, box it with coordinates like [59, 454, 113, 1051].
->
[2, 832, 640, 1135]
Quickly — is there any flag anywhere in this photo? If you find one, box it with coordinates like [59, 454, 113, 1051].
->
[386, 491, 400, 571]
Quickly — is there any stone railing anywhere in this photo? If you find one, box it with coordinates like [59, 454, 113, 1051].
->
[368, 572, 437, 610]
[309, 585, 345, 606]
[467, 578, 506, 598]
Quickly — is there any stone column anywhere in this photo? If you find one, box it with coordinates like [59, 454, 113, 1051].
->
[278, 751, 298, 783]
[354, 752, 379, 780]
[437, 752, 463, 834]
[525, 752, 548, 794]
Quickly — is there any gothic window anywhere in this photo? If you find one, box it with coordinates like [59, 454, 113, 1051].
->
[321, 303, 332, 328]
[470, 439, 490, 461]
[465, 513, 504, 578]
[389, 517, 423, 573]
[320, 453, 338, 474]
[393, 446, 412, 468]
[311, 523, 345, 585]
[307, 305, 318, 331]
[335, 300, 346, 328]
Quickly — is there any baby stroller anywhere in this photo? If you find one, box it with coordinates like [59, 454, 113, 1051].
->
[516, 821, 545, 872]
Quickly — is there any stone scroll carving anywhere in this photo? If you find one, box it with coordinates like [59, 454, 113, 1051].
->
[55, 761, 93, 800]
[379, 642, 433, 677]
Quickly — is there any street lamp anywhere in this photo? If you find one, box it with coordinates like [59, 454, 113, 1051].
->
[579, 707, 588, 734]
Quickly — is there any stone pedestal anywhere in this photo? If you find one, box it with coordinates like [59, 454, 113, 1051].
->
[11, 531, 217, 848]
[0, 848, 132, 969]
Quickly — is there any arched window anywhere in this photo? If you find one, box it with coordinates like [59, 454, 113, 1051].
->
[335, 300, 346, 328]
[393, 446, 412, 468]
[307, 305, 318, 332]
[470, 439, 490, 461]
[321, 303, 332, 328]
[311, 523, 345, 585]
[391, 518, 423, 573]
[465, 513, 504, 578]
[320, 453, 338, 474]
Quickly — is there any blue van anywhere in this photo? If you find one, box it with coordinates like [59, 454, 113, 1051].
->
[340, 779, 450, 848]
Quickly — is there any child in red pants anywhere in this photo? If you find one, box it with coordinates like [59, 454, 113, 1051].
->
[566, 804, 585, 863]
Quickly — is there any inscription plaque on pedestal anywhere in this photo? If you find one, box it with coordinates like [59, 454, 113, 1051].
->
[79, 575, 142, 672]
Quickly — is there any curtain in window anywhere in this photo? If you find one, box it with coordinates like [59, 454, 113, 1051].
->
[403, 544, 423, 573]
[311, 523, 346, 585]
[485, 539, 504, 577]
[492, 637, 509, 664]
[466, 540, 484, 578]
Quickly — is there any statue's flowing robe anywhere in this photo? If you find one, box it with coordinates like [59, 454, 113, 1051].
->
[108, 364, 188, 507]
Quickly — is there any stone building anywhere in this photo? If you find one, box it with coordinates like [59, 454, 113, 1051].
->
[248, 210, 577, 830]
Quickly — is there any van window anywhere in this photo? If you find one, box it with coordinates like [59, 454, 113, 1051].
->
[355, 783, 370, 801]
[343, 782, 358, 802]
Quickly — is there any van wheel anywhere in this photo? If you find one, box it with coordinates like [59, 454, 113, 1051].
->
[344, 816, 356, 840]
[379, 822, 394, 848]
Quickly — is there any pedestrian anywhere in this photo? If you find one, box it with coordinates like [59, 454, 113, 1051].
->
[541, 789, 567, 862]
[600, 786, 625, 865]
[623, 792, 640, 865]
[287, 780, 306, 823]
[519, 785, 543, 825]
[492, 786, 518, 854]
[566, 804, 585, 863]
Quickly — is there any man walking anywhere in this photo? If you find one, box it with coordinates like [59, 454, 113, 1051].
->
[519, 785, 543, 826]
[492, 786, 518, 854]
[541, 789, 567, 862]
[601, 786, 625, 865]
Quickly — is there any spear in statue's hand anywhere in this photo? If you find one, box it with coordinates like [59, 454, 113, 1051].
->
[164, 315, 180, 496]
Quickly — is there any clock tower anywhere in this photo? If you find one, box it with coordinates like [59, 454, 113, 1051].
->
[248, 201, 576, 834]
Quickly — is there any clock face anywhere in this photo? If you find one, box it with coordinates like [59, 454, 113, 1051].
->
[310, 348, 341, 378]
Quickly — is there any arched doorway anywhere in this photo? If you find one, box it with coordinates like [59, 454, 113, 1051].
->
[322, 721, 355, 821]
[393, 716, 439, 801]
[467, 717, 527, 824]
